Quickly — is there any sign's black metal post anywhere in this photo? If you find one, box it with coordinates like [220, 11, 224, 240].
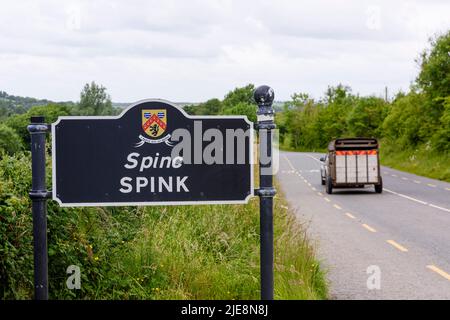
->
[28, 116, 50, 300]
[255, 85, 276, 300]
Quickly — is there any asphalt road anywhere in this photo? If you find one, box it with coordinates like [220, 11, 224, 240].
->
[278, 151, 450, 299]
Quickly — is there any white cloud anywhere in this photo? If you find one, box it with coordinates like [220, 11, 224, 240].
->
[0, 0, 448, 102]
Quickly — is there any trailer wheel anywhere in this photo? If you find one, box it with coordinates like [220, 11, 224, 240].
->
[326, 176, 333, 194]
[375, 177, 383, 193]
[321, 177, 326, 185]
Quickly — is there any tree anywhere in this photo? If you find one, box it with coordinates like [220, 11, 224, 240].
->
[323, 84, 352, 105]
[200, 98, 222, 115]
[185, 98, 222, 115]
[0, 124, 22, 155]
[221, 84, 257, 122]
[416, 31, 450, 115]
[432, 96, 450, 152]
[77, 82, 113, 116]
[346, 97, 388, 138]
[4, 104, 71, 147]
[222, 102, 256, 123]
[381, 92, 429, 147]
[222, 84, 255, 110]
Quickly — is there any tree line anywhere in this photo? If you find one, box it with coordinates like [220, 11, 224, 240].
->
[0, 82, 118, 154]
[185, 31, 450, 158]
[277, 31, 449, 155]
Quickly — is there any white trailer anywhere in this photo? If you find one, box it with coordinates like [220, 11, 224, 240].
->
[322, 138, 382, 194]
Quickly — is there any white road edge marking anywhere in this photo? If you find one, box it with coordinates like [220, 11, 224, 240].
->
[333, 204, 342, 210]
[384, 188, 450, 213]
[324, 197, 331, 202]
[306, 155, 322, 163]
[428, 204, 450, 213]
[414, 180, 421, 184]
[384, 188, 428, 205]
[427, 183, 437, 188]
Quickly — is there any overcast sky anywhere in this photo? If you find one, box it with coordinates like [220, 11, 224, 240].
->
[0, 0, 449, 102]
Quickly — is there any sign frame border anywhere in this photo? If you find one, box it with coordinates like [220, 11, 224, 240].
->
[51, 99, 254, 207]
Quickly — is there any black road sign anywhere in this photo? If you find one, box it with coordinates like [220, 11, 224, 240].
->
[52, 100, 254, 206]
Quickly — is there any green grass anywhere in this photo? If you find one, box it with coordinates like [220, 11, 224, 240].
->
[379, 143, 450, 182]
[103, 190, 328, 300]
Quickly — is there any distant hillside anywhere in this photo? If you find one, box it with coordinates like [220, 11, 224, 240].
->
[1, 90, 285, 118]
[0, 91, 75, 119]
[112, 101, 197, 110]
[0, 91, 51, 115]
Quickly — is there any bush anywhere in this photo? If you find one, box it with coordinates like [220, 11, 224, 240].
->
[222, 102, 256, 123]
[4, 104, 71, 147]
[0, 125, 22, 155]
[430, 96, 450, 152]
[346, 97, 387, 138]
[0, 152, 145, 299]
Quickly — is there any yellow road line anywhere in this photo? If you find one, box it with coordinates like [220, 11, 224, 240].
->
[317, 192, 323, 196]
[362, 224, 377, 233]
[427, 183, 437, 187]
[445, 187, 450, 191]
[401, 177, 408, 181]
[386, 240, 408, 252]
[427, 265, 450, 281]
[324, 197, 331, 202]
[414, 180, 421, 184]
[333, 204, 342, 210]
[312, 187, 317, 191]
[345, 212, 356, 219]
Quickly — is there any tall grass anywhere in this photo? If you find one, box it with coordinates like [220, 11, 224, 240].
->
[105, 190, 328, 299]
[379, 143, 450, 182]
